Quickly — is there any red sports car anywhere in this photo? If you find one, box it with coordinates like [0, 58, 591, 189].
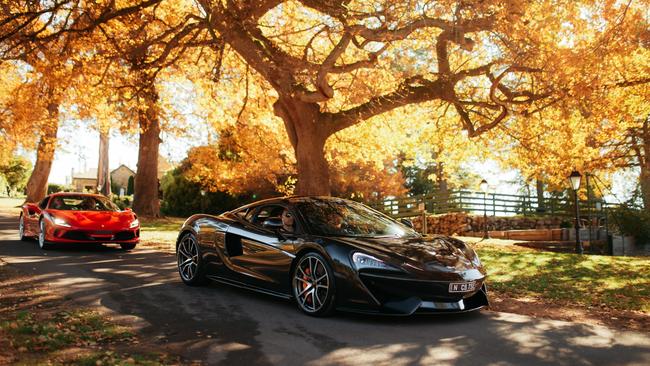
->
[19, 192, 140, 250]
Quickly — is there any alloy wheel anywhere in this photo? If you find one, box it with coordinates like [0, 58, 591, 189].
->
[19, 216, 25, 239]
[293, 255, 330, 313]
[38, 221, 46, 249]
[177, 235, 199, 281]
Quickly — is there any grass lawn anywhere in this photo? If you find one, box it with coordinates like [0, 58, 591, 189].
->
[138, 216, 187, 251]
[476, 246, 650, 313]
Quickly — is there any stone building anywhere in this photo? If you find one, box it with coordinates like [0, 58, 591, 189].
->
[69, 157, 172, 194]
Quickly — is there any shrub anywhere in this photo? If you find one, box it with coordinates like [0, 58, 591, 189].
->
[0, 157, 32, 196]
[111, 195, 132, 210]
[126, 176, 134, 196]
[160, 169, 252, 217]
[0, 174, 8, 197]
[47, 183, 73, 194]
[610, 206, 650, 244]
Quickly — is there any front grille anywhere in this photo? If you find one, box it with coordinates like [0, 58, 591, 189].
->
[62, 231, 91, 241]
[360, 273, 482, 303]
[61, 230, 137, 242]
[114, 231, 135, 241]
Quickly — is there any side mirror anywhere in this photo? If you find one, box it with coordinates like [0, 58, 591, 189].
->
[262, 217, 283, 229]
[400, 218, 414, 228]
[25, 203, 40, 217]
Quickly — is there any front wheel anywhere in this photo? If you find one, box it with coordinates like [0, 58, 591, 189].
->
[177, 233, 206, 286]
[38, 220, 53, 250]
[292, 252, 336, 317]
[120, 243, 136, 251]
[19, 215, 29, 241]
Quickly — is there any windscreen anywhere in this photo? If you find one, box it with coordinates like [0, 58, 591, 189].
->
[49, 195, 120, 212]
[296, 199, 418, 238]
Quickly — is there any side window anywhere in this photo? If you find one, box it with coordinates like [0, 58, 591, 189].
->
[244, 208, 256, 223]
[253, 205, 285, 226]
[38, 196, 50, 210]
[233, 208, 248, 221]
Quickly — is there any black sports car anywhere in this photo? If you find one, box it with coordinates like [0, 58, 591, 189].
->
[175, 196, 488, 316]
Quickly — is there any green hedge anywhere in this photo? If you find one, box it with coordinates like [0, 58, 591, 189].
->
[610, 206, 650, 245]
[160, 169, 251, 217]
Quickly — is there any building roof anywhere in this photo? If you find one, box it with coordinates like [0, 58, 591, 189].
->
[72, 168, 98, 180]
[111, 164, 136, 175]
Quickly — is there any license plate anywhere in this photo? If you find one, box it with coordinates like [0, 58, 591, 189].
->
[449, 282, 476, 293]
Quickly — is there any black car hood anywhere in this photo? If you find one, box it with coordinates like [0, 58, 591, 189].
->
[330, 234, 479, 273]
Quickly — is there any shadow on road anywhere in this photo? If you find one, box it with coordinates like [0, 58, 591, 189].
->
[1, 212, 649, 365]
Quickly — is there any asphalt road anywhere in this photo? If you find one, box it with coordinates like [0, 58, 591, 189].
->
[1, 212, 649, 365]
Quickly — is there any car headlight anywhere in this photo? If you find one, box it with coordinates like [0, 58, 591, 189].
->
[52, 217, 71, 227]
[129, 219, 139, 228]
[352, 252, 401, 271]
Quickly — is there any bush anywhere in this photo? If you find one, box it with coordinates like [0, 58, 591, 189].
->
[610, 206, 650, 244]
[111, 195, 132, 210]
[127, 176, 134, 196]
[160, 169, 251, 217]
[47, 183, 73, 194]
[0, 157, 32, 196]
[0, 174, 8, 197]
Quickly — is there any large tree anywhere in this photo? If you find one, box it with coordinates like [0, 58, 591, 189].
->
[2, 0, 648, 199]
[192, 0, 648, 195]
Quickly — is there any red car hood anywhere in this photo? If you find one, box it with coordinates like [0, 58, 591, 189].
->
[48, 210, 137, 230]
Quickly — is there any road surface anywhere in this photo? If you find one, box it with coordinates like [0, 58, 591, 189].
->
[0, 212, 649, 365]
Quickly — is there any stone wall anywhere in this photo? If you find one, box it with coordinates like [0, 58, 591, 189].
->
[411, 212, 570, 236]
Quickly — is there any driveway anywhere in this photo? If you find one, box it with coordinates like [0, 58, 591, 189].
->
[0, 212, 649, 365]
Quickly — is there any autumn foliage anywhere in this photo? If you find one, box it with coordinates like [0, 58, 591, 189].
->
[0, 1, 648, 212]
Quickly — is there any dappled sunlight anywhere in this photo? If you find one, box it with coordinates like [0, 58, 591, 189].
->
[306, 343, 421, 366]
[478, 247, 650, 312]
[2, 211, 650, 365]
[92, 268, 162, 279]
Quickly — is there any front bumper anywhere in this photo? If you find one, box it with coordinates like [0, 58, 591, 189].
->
[337, 271, 489, 315]
[47, 227, 140, 243]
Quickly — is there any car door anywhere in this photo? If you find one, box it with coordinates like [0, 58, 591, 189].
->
[25, 196, 49, 234]
[224, 204, 298, 294]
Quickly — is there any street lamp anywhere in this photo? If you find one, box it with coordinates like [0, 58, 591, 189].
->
[479, 179, 489, 239]
[569, 170, 583, 254]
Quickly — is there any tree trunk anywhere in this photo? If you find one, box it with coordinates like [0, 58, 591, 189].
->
[25, 103, 59, 203]
[640, 117, 650, 211]
[436, 162, 449, 211]
[274, 98, 331, 196]
[132, 84, 161, 217]
[641, 168, 650, 211]
[294, 134, 330, 196]
[536, 179, 546, 212]
[97, 130, 111, 196]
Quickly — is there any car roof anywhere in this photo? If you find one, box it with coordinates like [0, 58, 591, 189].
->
[233, 196, 355, 212]
[48, 192, 105, 198]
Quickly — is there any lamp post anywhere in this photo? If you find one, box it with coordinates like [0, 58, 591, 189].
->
[480, 179, 489, 239]
[595, 201, 602, 241]
[200, 189, 206, 213]
[569, 171, 583, 254]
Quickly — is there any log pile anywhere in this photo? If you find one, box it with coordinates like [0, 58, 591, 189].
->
[412, 213, 568, 235]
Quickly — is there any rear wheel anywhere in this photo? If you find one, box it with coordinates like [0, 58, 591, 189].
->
[177, 233, 206, 286]
[19, 215, 28, 241]
[292, 252, 336, 317]
[38, 220, 53, 250]
[120, 243, 136, 251]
